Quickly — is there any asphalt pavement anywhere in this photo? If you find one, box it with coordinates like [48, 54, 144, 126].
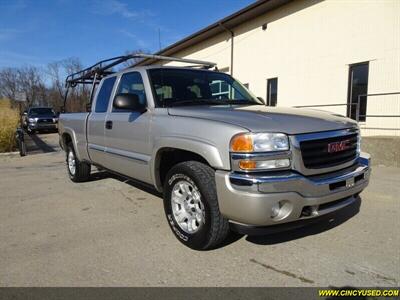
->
[0, 133, 399, 287]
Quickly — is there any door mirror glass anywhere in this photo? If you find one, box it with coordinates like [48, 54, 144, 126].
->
[113, 93, 146, 112]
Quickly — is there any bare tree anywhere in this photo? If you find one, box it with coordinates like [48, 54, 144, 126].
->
[47, 61, 65, 105]
[0, 68, 19, 101]
[17, 66, 45, 108]
[0, 66, 47, 110]
[47, 57, 91, 113]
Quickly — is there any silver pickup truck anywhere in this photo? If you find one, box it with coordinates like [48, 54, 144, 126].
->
[59, 54, 370, 250]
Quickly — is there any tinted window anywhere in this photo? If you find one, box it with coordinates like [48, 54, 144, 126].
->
[29, 108, 55, 116]
[113, 72, 146, 112]
[267, 78, 278, 107]
[347, 62, 369, 121]
[95, 77, 116, 113]
[148, 69, 261, 107]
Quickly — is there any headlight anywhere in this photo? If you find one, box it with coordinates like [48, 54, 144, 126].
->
[230, 132, 291, 171]
[28, 118, 37, 123]
[230, 132, 289, 152]
[53, 118, 58, 123]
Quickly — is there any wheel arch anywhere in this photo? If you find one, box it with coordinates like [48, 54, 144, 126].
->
[151, 138, 225, 192]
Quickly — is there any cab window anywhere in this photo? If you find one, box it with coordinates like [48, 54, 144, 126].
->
[95, 76, 116, 113]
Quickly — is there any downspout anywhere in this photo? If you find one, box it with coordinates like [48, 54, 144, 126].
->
[218, 22, 234, 76]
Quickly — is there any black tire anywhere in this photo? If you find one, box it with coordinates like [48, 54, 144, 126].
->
[18, 140, 26, 157]
[163, 161, 230, 250]
[66, 142, 91, 182]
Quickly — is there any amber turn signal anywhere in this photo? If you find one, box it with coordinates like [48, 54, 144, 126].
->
[230, 133, 253, 152]
[238, 160, 257, 170]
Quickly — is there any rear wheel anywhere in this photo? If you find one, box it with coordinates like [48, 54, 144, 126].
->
[66, 142, 91, 182]
[163, 161, 230, 250]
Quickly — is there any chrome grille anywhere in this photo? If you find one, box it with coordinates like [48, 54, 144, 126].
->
[38, 119, 53, 123]
[300, 133, 358, 169]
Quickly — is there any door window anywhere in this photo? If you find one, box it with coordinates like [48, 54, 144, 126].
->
[113, 72, 146, 112]
[94, 77, 116, 113]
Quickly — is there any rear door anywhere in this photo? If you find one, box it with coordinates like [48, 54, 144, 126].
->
[102, 71, 152, 183]
[87, 76, 117, 164]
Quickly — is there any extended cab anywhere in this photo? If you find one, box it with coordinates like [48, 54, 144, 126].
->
[59, 54, 370, 250]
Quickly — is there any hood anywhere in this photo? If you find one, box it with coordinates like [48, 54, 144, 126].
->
[168, 105, 357, 135]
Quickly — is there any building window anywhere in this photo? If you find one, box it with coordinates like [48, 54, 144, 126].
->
[347, 62, 369, 122]
[210, 80, 230, 98]
[267, 77, 278, 106]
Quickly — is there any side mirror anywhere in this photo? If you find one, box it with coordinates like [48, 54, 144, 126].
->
[113, 93, 146, 112]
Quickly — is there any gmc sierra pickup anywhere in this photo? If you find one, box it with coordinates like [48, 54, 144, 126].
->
[59, 54, 370, 250]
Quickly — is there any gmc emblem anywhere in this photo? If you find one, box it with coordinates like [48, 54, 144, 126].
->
[327, 140, 350, 153]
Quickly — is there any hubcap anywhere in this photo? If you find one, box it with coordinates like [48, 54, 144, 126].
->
[171, 180, 205, 234]
[68, 150, 76, 175]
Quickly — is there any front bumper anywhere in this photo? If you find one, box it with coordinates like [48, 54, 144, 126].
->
[28, 122, 58, 130]
[215, 153, 370, 227]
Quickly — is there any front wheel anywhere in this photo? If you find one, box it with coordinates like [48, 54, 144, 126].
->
[66, 142, 91, 182]
[163, 161, 230, 250]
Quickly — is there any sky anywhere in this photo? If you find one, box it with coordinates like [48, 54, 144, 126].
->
[0, 0, 254, 69]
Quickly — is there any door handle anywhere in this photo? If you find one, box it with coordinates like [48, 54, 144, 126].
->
[105, 120, 113, 130]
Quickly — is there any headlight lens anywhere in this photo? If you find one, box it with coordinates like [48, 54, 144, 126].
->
[28, 118, 37, 123]
[230, 132, 289, 152]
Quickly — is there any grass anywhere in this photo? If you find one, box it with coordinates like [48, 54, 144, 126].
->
[0, 99, 20, 152]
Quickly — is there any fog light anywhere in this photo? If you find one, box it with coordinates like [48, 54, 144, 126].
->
[271, 202, 281, 218]
[270, 200, 293, 220]
[238, 158, 290, 171]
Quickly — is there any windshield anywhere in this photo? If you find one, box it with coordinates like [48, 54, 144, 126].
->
[29, 108, 55, 116]
[148, 68, 262, 107]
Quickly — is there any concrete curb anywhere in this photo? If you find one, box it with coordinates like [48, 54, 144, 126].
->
[0, 151, 19, 156]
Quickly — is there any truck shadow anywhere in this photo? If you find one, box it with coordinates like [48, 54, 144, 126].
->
[245, 197, 361, 246]
[87, 170, 361, 249]
[89, 170, 163, 198]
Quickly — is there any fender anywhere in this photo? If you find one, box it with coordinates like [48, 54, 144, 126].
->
[151, 136, 226, 191]
[61, 126, 89, 162]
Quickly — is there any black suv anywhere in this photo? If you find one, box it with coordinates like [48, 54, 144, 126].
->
[22, 107, 58, 133]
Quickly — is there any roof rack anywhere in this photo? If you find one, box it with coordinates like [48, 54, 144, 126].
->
[65, 53, 217, 88]
[62, 53, 217, 112]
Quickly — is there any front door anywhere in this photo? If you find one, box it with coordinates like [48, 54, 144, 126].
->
[102, 71, 152, 184]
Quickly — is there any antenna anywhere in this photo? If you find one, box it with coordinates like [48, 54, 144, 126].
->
[158, 28, 165, 107]
[158, 28, 162, 52]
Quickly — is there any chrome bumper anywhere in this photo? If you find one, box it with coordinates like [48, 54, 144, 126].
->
[215, 153, 371, 226]
[29, 123, 58, 129]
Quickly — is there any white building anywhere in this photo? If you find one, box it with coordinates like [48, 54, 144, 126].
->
[137, 0, 400, 136]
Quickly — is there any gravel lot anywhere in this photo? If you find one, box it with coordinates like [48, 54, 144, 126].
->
[0, 133, 399, 287]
